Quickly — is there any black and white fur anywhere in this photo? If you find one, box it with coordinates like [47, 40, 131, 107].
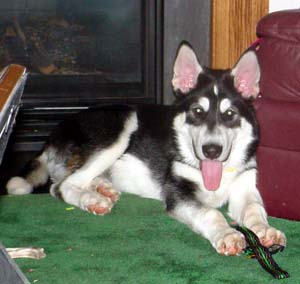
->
[7, 42, 286, 255]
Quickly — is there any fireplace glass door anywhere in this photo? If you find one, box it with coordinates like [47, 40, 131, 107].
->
[0, 0, 155, 106]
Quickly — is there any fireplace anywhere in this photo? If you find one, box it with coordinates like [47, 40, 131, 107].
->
[1, 3, 142, 78]
[0, 0, 211, 193]
[0, 0, 159, 152]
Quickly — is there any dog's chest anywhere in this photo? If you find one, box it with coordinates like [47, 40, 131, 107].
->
[194, 182, 231, 208]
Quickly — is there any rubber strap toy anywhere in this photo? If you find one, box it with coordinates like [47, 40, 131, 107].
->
[235, 225, 289, 280]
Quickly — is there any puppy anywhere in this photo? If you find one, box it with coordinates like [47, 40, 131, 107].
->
[7, 42, 286, 255]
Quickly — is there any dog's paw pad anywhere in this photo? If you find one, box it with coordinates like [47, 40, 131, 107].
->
[87, 204, 111, 215]
[251, 224, 286, 247]
[96, 185, 120, 202]
[214, 229, 245, 256]
[89, 177, 120, 203]
[79, 191, 113, 215]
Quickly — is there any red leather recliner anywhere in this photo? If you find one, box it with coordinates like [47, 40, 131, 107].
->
[255, 9, 300, 220]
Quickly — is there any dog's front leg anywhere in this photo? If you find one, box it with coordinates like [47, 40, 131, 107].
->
[168, 202, 245, 255]
[228, 168, 286, 247]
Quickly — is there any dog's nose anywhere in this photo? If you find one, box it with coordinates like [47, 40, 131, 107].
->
[202, 144, 222, 160]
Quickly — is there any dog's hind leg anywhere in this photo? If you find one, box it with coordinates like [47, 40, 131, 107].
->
[54, 180, 115, 215]
[56, 153, 121, 215]
[54, 112, 138, 214]
[54, 155, 120, 215]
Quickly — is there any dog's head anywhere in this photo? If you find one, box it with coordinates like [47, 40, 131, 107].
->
[172, 42, 260, 191]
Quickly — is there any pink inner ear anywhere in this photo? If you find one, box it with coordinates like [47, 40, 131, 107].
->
[235, 71, 258, 98]
[172, 45, 202, 94]
[173, 64, 199, 93]
[233, 52, 260, 98]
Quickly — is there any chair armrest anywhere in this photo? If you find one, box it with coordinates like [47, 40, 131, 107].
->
[0, 64, 27, 164]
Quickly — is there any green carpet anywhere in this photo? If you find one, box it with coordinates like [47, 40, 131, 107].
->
[0, 193, 299, 284]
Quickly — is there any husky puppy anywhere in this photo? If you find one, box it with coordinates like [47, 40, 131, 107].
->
[7, 42, 286, 255]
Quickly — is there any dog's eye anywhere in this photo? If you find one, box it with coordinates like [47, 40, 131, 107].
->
[224, 108, 236, 118]
[221, 108, 240, 126]
[192, 106, 204, 115]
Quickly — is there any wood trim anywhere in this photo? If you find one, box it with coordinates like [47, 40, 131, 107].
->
[211, 0, 269, 69]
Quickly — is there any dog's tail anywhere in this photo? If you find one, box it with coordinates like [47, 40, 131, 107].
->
[6, 152, 49, 195]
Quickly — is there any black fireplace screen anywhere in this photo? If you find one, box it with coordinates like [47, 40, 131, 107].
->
[0, 0, 142, 83]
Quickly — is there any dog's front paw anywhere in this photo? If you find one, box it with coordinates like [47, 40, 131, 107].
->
[250, 224, 286, 247]
[212, 228, 246, 256]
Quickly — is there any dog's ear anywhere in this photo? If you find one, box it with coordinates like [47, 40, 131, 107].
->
[172, 43, 203, 94]
[231, 50, 260, 99]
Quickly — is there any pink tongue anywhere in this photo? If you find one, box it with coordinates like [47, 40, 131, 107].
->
[201, 160, 223, 191]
